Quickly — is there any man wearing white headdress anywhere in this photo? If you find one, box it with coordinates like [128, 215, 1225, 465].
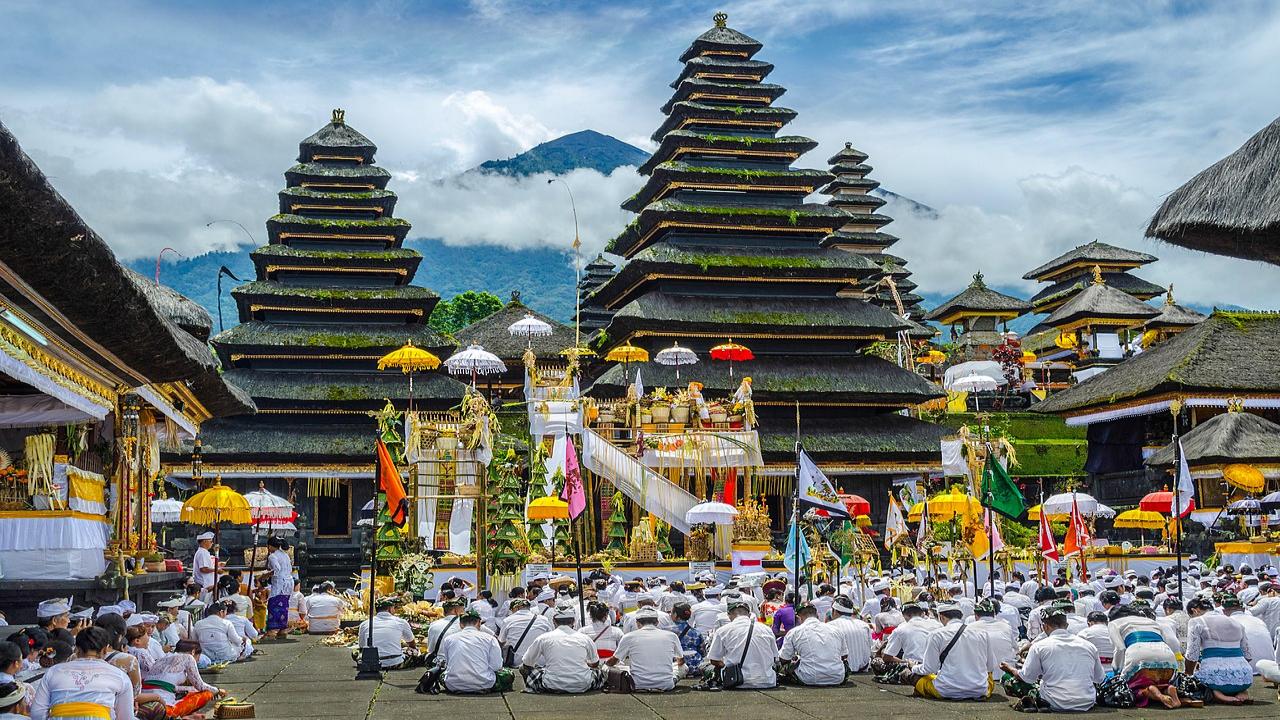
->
[192, 531, 218, 604]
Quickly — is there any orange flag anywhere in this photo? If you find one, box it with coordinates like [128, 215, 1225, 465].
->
[376, 439, 408, 528]
[1062, 496, 1091, 557]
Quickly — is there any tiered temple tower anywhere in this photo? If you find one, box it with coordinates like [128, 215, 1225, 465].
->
[199, 111, 466, 579]
[578, 254, 617, 333]
[820, 143, 927, 325]
[588, 15, 943, 508]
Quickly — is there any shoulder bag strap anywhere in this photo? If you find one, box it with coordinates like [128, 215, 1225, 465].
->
[513, 616, 537, 651]
[938, 623, 967, 668]
[431, 616, 458, 656]
[739, 620, 755, 665]
[593, 624, 611, 642]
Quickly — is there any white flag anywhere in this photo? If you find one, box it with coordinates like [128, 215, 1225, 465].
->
[797, 447, 851, 520]
[1175, 439, 1195, 517]
[634, 368, 643, 399]
[916, 500, 931, 548]
[885, 492, 907, 542]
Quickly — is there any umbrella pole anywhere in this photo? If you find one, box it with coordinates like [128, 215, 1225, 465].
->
[1172, 410, 1183, 592]
[212, 512, 221, 604]
[574, 518, 585, 627]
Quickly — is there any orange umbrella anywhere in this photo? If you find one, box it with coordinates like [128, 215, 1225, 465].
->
[710, 340, 754, 377]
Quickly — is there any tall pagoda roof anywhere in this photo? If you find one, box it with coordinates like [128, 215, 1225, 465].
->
[1034, 311, 1280, 416]
[453, 295, 575, 361]
[678, 13, 763, 62]
[1028, 271, 1165, 312]
[924, 272, 1030, 324]
[827, 142, 869, 165]
[298, 109, 376, 163]
[1023, 240, 1157, 281]
[1041, 270, 1160, 329]
[607, 292, 909, 340]
[1146, 407, 1280, 469]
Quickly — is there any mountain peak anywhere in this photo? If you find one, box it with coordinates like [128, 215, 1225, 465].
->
[476, 130, 649, 177]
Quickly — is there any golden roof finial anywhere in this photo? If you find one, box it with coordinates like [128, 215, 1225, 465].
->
[1091, 265, 1104, 285]
[331, 108, 346, 125]
[1227, 396, 1244, 413]
[1166, 284, 1175, 305]
[714, 11, 728, 27]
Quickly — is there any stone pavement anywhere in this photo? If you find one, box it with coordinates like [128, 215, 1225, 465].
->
[208, 635, 1280, 720]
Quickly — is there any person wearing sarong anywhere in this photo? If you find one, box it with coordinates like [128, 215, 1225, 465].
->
[28, 627, 135, 720]
[264, 538, 293, 640]
[138, 640, 224, 719]
[1107, 602, 1194, 709]
[1185, 597, 1253, 705]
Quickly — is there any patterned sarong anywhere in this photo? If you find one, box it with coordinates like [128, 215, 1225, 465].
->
[267, 594, 290, 631]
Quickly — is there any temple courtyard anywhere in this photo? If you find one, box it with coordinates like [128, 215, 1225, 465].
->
[209, 636, 1279, 720]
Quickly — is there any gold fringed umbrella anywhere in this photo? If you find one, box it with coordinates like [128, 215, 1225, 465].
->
[1224, 463, 1266, 494]
[181, 477, 251, 603]
[1113, 508, 1166, 530]
[605, 343, 648, 378]
[377, 341, 441, 414]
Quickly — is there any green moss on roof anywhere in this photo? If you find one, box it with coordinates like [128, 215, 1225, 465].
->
[280, 187, 395, 200]
[213, 322, 450, 351]
[677, 101, 793, 115]
[656, 161, 824, 179]
[638, 245, 870, 272]
[654, 200, 842, 224]
[233, 281, 437, 301]
[286, 163, 391, 178]
[268, 214, 410, 228]
[253, 245, 418, 261]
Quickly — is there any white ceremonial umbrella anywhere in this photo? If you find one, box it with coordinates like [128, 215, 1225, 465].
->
[950, 374, 1001, 393]
[685, 501, 739, 526]
[245, 486, 295, 524]
[508, 313, 554, 346]
[654, 341, 698, 380]
[151, 497, 184, 524]
[1041, 492, 1100, 517]
[944, 360, 1007, 389]
[1095, 503, 1117, 519]
[1259, 490, 1280, 512]
[445, 343, 507, 386]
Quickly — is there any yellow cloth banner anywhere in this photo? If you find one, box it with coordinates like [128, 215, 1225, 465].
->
[68, 469, 105, 504]
[946, 391, 969, 413]
[50, 702, 111, 719]
[0, 509, 109, 523]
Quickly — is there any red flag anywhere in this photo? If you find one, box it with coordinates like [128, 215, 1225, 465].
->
[376, 439, 408, 528]
[1039, 507, 1059, 562]
[720, 469, 737, 506]
[1063, 496, 1092, 558]
[561, 439, 585, 520]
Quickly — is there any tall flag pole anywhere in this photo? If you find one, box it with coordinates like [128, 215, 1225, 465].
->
[793, 402, 802, 594]
[1170, 399, 1188, 593]
[979, 443, 1025, 597]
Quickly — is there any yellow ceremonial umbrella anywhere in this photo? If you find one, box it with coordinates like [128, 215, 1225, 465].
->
[1021, 350, 1037, 364]
[1223, 463, 1266, 494]
[854, 514, 872, 528]
[1026, 504, 1070, 522]
[1113, 508, 1166, 530]
[377, 341, 441, 413]
[526, 496, 570, 562]
[560, 345, 597, 359]
[916, 349, 946, 365]
[605, 343, 649, 376]
[181, 477, 251, 602]
[908, 491, 982, 524]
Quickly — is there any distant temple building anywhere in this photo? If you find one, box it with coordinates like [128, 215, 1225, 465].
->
[586, 14, 943, 522]
[924, 272, 1030, 361]
[187, 111, 466, 580]
[1040, 267, 1159, 381]
[578, 254, 617, 333]
[454, 292, 575, 398]
[1143, 285, 1206, 345]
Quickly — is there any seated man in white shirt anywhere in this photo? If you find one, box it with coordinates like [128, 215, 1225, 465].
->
[192, 601, 248, 664]
[425, 599, 468, 661]
[827, 597, 872, 673]
[606, 608, 683, 692]
[1001, 607, 1105, 712]
[875, 602, 940, 681]
[704, 600, 778, 689]
[912, 601, 1000, 700]
[356, 597, 421, 669]
[498, 598, 553, 668]
[968, 598, 1016, 666]
[440, 610, 513, 693]
[305, 584, 349, 635]
[778, 603, 847, 686]
[520, 608, 606, 693]
[1075, 612, 1116, 675]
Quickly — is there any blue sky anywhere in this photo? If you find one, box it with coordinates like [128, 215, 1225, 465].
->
[2, 0, 1278, 308]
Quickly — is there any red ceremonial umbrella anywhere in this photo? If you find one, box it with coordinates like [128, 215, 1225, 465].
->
[1139, 490, 1195, 516]
[710, 340, 754, 377]
[839, 493, 871, 517]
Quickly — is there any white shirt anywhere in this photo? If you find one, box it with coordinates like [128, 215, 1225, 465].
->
[288, 591, 308, 623]
[1002, 591, 1032, 610]
[828, 615, 872, 672]
[498, 610, 552, 666]
[426, 615, 463, 656]
[689, 600, 723, 634]
[918, 620, 999, 700]
[192, 546, 215, 589]
[306, 593, 348, 633]
[193, 615, 244, 663]
[1019, 629, 1105, 712]
[622, 609, 675, 634]
[1232, 613, 1275, 670]
[227, 613, 258, 642]
[612, 625, 682, 691]
[969, 617, 1017, 664]
[441, 626, 502, 693]
[778, 617, 846, 686]
[706, 616, 777, 689]
[996, 603, 1022, 638]
[521, 625, 599, 693]
[29, 658, 134, 720]
[1247, 595, 1280, 637]
[359, 612, 415, 668]
[266, 550, 293, 598]
[884, 616, 939, 662]
[1076, 623, 1115, 665]
[579, 620, 623, 656]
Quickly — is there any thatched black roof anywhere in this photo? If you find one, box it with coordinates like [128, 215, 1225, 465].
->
[124, 267, 213, 342]
[1146, 409, 1280, 469]
[1028, 271, 1165, 310]
[298, 112, 376, 164]
[195, 416, 378, 463]
[608, 199, 846, 257]
[757, 414, 947, 463]
[223, 368, 466, 407]
[640, 131, 815, 174]
[608, 291, 910, 338]
[265, 214, 411, 247]
[652, 102, 798, 143]
[0, 118, 253, 417]
[1146, 115, 1280, 266]
[250, 244, 421, 281]
[591, 354, 941, 405]
[827, 142, 869, 166]
[823, 230, 898, 248]
[285, 162, 391, 189]
[278, 187, 397, 216]
[1042, 278, 1159, 328]
[1023, 240, 1157, 281]
[623, 162, 830, 212]
[672, 56, 774, 87]
[212, 321, 453, 359]
[453, 300, 575, 361]
[663, 78, 785, 114]
[1034, 311, 1280, 415]
[924, 272, 1030, 322]
[1145, 290, 1207, 330]
[678, 16, 763, 62]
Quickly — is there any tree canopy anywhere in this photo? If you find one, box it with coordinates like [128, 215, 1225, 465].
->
[429, 289, 503, 334]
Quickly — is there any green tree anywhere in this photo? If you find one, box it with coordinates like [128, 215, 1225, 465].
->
[429, 290, 503, 333]
[488, 452, 527, 575]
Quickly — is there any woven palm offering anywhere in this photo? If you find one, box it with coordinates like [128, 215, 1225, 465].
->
[686, 527, 712, 561]
[214, 698, 255, 719]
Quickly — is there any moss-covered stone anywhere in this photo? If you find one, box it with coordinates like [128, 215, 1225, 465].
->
[268, 214, 410, 228]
